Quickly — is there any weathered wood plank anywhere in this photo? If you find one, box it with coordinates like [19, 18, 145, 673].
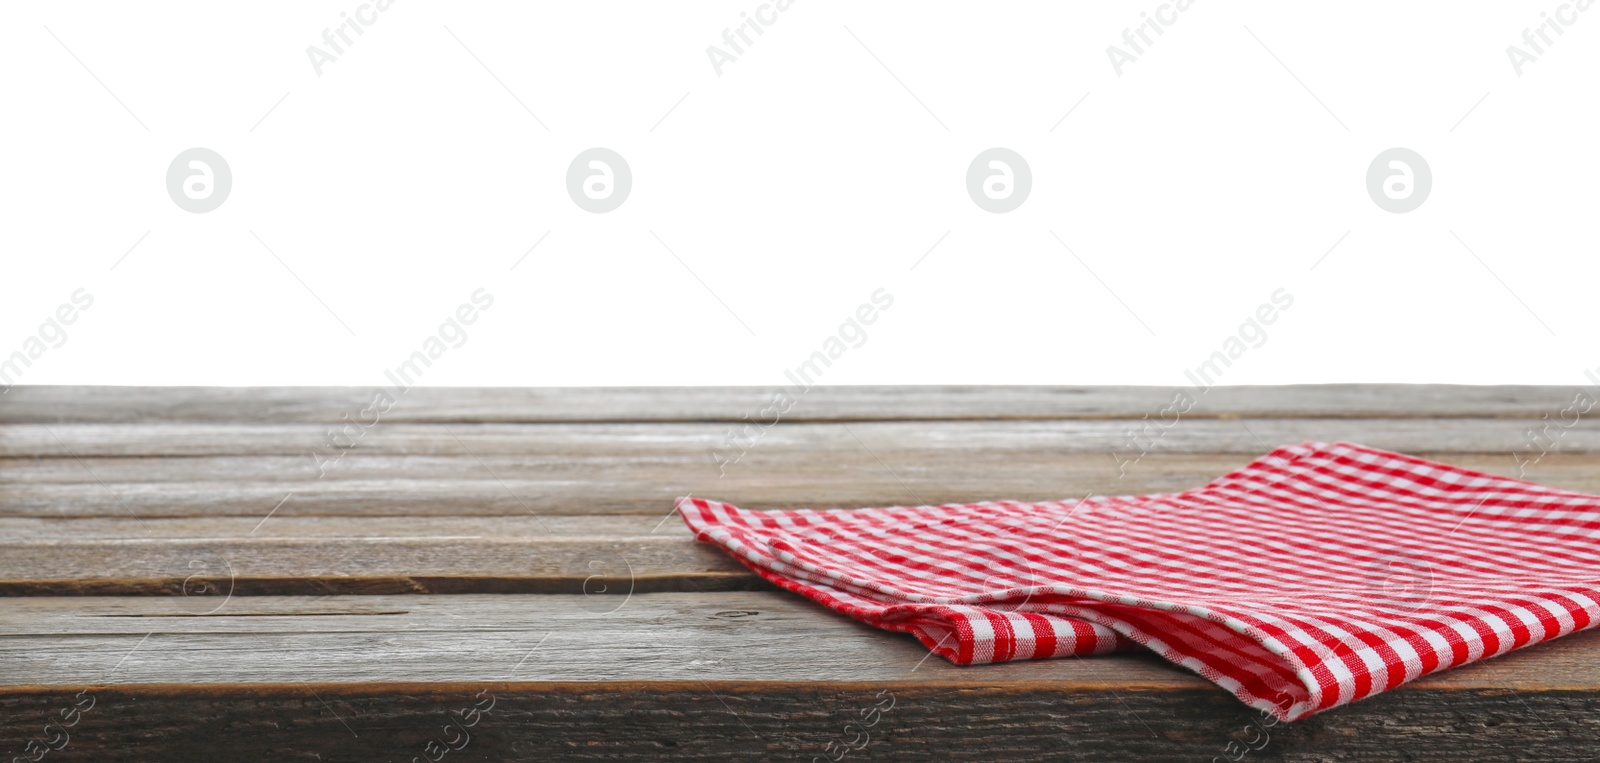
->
[4, 593, 1596, 688]
[1, 384, 1585, 423]
[1, 593, 1596, 761]
[1, 683, 1592, 762]
[0, 515, 676, 540]
[0, 518, 750, 597]
[2, 417, 1587, 461]
[2, 450, 1591, 518]
[0, 593, 1197, 685]
[10, 448, 1583, 487]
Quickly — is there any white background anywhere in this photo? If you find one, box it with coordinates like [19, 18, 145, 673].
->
[2, 2, 1596, 388]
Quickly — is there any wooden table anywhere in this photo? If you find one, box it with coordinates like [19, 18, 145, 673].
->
[3, 385, 1598, 761]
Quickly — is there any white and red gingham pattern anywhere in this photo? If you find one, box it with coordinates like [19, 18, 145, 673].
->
[678, 441, 1600, 721]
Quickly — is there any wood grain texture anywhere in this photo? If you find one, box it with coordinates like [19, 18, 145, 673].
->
[5, 592, 1597, 688]
[2, 593, 1597, 761]
[4, 386, 1600, 760]
[2, 683, 1594, 762]
[3, 449, 1592, 519]
[0, 515, 678, 539]
[7, 417, 1592, 461]
[0, 516, 752, 596]
[1, 384, 1584, 423]
[0, 593, 1201, 686]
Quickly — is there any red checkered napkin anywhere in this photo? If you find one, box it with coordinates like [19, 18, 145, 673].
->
[678, 441, 1600, 721]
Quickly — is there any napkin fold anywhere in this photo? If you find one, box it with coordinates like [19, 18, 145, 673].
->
[678, 441, 1600, 720]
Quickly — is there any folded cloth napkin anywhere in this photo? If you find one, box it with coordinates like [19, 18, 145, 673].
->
[678, 441, 1600, 721]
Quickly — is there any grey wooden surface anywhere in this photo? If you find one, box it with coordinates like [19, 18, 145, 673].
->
[2, 385, 1596, 761]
